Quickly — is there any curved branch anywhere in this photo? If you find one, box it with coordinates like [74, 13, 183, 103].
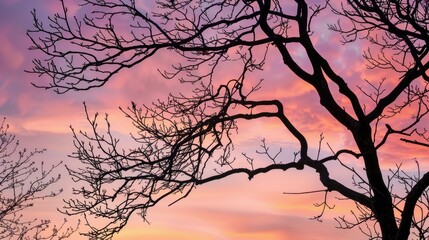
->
[397, 172, 429, 239]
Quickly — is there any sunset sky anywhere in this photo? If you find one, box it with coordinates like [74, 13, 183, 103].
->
[0, 0, 427, 239]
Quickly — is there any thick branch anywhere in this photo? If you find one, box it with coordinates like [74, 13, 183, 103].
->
[397, 172, 429, 240]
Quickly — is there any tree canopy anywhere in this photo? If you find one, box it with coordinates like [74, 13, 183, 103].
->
[28, 0, 429, 239]
[0, 118, 78, 239]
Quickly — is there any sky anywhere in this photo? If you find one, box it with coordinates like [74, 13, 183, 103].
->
[0, 0, 427, 239]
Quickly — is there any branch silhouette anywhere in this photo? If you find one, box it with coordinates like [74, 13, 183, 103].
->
[0, 118, 79, 239]
[28, 0, 429, 239]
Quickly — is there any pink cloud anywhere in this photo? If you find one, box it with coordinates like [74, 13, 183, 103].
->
[0, 27, 24, 70]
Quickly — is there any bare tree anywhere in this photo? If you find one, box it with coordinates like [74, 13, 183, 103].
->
[27, 0, 429, 239]
[0, 118, 78, 239]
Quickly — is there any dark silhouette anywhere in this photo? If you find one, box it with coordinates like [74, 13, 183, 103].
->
[28, 0, 429, 239]
[0, 118, 78, 239]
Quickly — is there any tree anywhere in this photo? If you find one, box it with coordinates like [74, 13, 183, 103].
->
[0, 118, 78, 239]
[27, 0, 429, 239]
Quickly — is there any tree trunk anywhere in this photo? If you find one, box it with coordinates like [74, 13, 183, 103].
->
[353, 126, 398, 240]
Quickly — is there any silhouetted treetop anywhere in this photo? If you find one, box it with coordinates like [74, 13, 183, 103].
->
[0, 118, 79, 239]
[28, 1, 429, 240]
[25, 1, 420, 91]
